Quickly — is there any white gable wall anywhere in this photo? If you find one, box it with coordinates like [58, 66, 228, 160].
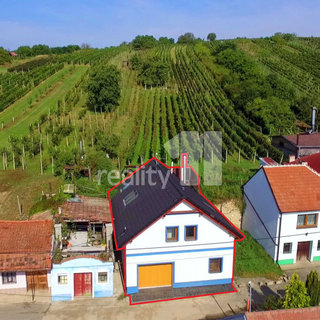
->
[242, 168, 281, 261]
[125, 203, 235, 293]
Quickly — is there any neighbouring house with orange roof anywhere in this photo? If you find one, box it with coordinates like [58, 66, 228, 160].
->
[0, 220, 53, 292]
[243, 165, 320, 265]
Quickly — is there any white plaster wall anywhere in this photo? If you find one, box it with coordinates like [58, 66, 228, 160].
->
[127, 211, 234, 251]
[47, 271, 51, 288]
[126, 248, 234, 287]
[242, 168, 281, 260]
[278, 211, 320, 263]
[126, 210, 235, 287]
[0, 272, 26, 290]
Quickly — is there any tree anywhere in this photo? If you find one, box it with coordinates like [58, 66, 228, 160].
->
[283, 272, 310, 309]
[177, 32, 196, 44]
[0, 47, 11, 64]
[16, 46, 33, 57]
[31, 44, 50, 55]
[158, 37, 175, 45]
[87, 65, 121, 112]
[306, 270, 320, 306]
[132, 35, 157, 50]
[207, 33, 217, 42]
[137, 59, 169, 87]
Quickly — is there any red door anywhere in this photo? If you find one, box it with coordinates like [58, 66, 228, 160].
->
[74, 273, 92, 297]
[297, 241, 311, 261]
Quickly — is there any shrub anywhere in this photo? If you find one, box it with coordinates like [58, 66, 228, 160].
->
[306, 270, 320, 306]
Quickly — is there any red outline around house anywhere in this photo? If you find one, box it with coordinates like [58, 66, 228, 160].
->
[107, 155, 245, 305]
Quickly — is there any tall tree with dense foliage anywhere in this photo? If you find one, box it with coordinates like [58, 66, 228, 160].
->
[16, 46, 33, 57]
[207, 33, 217, 42]
[0, 47, 11, 64]
[87, 65, 121, 112]
[177, 33, 196, 44]
[283, 273, 310, 309]
[137, 59, 169, 87]
[158, 37, 175, 45]
[306, 270, 320, 306]
[32, 44, 50, 55]
[132, 35, 157, 50]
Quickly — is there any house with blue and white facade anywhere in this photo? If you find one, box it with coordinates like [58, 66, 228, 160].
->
[110, 158, 244, 303]
[51, 256, 113, 301]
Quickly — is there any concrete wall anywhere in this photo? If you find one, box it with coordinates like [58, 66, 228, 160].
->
[51, 258, 114, 301]
[125, 202, 235, 294]
[242, 168, 281, 261]
[0, 272, 26, 290]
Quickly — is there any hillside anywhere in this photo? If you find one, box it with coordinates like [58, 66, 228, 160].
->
[0, 34, 319, 218]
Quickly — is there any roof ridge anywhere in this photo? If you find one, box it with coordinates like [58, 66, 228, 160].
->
[265, 163, 320, 178]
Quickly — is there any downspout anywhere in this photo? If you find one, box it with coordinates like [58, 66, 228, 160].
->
[276, 213, 282, 264]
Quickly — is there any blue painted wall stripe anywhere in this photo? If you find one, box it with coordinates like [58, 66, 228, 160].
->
[173, 278, 232, 288]
[126, 246, 233, 257]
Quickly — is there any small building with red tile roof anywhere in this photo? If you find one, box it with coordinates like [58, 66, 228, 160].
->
[0, 220, 53, 292]
[272, 132, 320, 158]
[243, 164, 320, 265]
[57, 196, 112, 252]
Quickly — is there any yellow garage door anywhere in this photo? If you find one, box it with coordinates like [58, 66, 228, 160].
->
[138, 264, 172, 288]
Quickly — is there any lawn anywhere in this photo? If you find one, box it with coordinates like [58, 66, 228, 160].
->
[0, 65, 88, 147]
[234, 231, 283, 279]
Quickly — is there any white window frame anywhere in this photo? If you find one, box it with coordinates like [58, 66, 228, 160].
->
[57, 274, 68, 285]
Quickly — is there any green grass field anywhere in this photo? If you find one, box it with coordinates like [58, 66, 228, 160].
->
[0, 65, 88, 147]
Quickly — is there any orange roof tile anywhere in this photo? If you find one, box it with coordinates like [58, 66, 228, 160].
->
[60, 196, 111, 223]
[263, 165, 320, 213]
[0, 220, 53, 271]
[246, 306, 320, 320]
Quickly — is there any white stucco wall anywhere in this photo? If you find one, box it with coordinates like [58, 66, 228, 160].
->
[242, 168, 281, 260]
[125, 203, 235, 291]
[0, 272, 26, 290]
[277, 211, 320, 263]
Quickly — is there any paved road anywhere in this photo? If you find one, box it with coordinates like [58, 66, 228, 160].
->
[3, 263, 319, 320]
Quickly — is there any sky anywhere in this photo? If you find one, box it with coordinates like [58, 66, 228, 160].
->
[0, 0, 320, 50]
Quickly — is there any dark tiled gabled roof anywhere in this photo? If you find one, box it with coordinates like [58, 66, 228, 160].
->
[284, 132, 320, 147]
[110, 160, 243, 248]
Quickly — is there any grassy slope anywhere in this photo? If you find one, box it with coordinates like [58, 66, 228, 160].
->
[0, 65, 88, 147]
[235, 231, 283, 279]
[0, 164, 61, 220]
